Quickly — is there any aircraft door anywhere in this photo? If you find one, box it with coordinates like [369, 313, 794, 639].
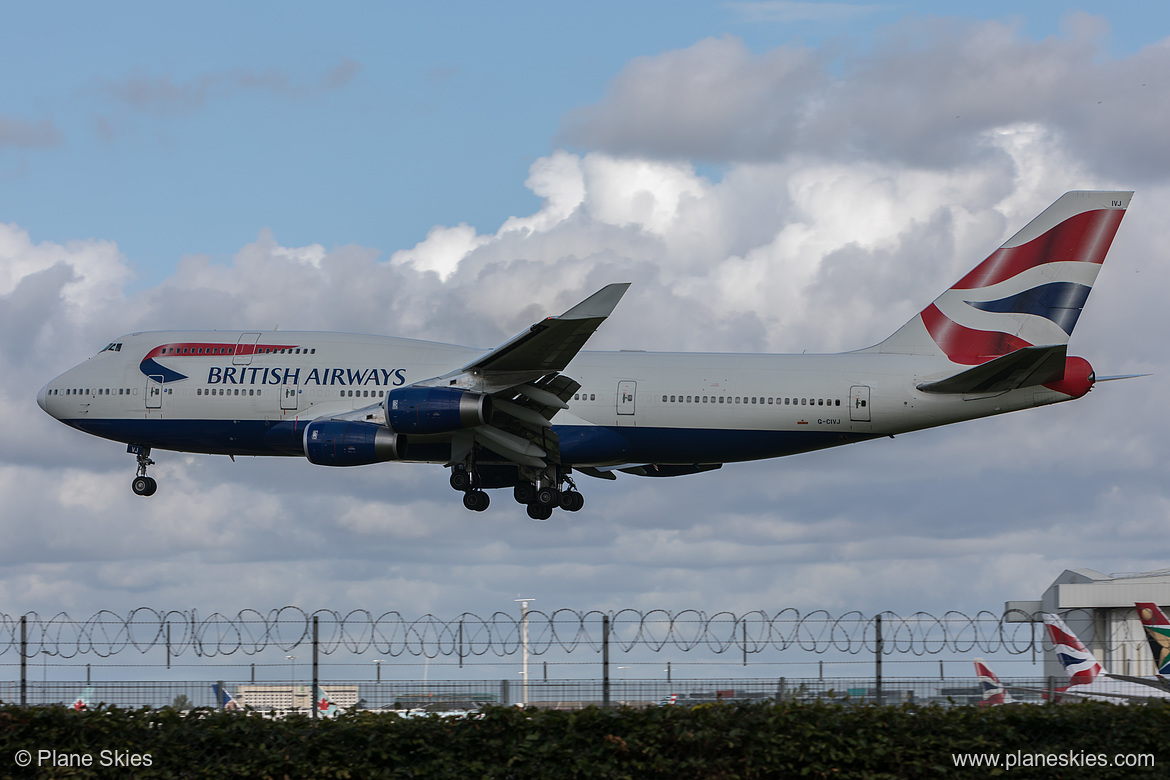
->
[280, 383, 299, 411]
[849, 385, 871, 422]
[234, 333, 262, 365]
[617, 380, 636, 423]
[146, 376, 163, 409]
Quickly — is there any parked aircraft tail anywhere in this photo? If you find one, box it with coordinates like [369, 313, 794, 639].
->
[973, 658, 1013, 706]
[71, 686, 94, 711]
[1042, 613, 1105, 685]
[875, 191, 1132, 376]
[212, 682, 241, 711]
[1135, 602, 1170, 675]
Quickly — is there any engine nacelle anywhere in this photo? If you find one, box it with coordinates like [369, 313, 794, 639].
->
[303, 420, 407, 467]
[384, 387, 492, 434]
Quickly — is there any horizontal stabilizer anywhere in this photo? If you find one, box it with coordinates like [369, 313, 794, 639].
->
[917, 345, 1067, 394]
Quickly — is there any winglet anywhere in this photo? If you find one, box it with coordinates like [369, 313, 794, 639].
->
[559, 282, 631, 320]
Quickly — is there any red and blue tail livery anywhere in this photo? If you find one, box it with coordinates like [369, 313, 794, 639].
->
[38, 191, 1136, 517]
[1042, 613, 1104, 686]
[879, 191, 1128, 365]
[973, 658, 1014, 706]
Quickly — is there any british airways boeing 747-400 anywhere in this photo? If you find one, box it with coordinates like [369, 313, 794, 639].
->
[38, 191, 1133, 518]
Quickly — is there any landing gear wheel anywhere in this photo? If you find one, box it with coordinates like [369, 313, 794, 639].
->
[535, 486, 560, 509]
[559, 491, 584, 512]
[132, 476, 157, 497]
[526, 503, 553, 521]
[463, 490, 490, 512]
[450, 470, 471, 492]
[513, 482, 535, 505]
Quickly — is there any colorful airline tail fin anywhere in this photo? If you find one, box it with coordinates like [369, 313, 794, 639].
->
[1042, 613, 1105, 685]
[315, 685, 340, 717]
[875, 191, 1131, 365]
[973, 658, 1013, 706]
[71, 686, 94, 711]
[1135, 602, 1170, 675]
[212, 683, 241, 711]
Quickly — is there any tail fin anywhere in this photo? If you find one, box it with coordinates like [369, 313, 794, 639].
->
[1135, 602, 1170, 675]
[315, 685, 340, 717]
[71, 686, 94, 711]
[973, 658, 1013, 706]
[876, 191, 1132, 363]
[1042, 613, 1105, 684]
[212, 683, 241, 711]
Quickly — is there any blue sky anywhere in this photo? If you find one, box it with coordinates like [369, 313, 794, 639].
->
[6, 2, 1170, 680]
[6, 1, 1167, 282]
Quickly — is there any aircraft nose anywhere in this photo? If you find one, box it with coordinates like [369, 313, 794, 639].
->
[37, 383, 49, 414]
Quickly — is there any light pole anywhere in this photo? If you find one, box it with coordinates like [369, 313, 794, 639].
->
[373, 659, 384, 683]
[515, 597, 534, 706]
[286, 655, 296, 709]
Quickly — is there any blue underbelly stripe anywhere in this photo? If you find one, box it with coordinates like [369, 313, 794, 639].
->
[63, 418, 875, 464]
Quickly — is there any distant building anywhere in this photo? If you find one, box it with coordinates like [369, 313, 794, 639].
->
[1007, 568, 1170, 678]
[235, 684, 359, 711]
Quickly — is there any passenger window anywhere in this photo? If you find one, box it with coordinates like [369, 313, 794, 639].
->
[590, 394, 595, 401]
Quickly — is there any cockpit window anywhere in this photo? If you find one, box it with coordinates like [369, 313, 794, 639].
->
[99, 342, 123, 355]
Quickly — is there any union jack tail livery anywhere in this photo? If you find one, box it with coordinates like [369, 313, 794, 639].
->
[973, 658, 1013, 706]
[1135, 602, 1170, 675]
[1042, 613, 1104, 686]
[877, 191, 1130, 397]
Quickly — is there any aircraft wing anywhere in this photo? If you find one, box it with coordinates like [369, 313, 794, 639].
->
[417, 283, 631, 467]
[459, 283, 631, 383]
[917, 345, 1067, 394]
[1105, 674, 1170, 693]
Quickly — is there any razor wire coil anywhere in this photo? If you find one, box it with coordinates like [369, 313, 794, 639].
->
[0, 607, 1068, 660]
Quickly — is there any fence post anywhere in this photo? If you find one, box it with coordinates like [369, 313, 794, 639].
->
[311, 615, 319, 720]
[602, 614, 610, 707]
[875, 614, 883, 706]
[777, 677, 786, 702]
[166, 623, 171, 670]
[500, 678, 510, 706]
[20, 615, 27, 707]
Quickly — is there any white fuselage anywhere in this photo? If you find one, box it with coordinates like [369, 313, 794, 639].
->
[38, 329, 1081, 468]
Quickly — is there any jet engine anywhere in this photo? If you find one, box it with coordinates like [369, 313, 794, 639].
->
[303, 420, 407, 467]
[384, 387, 492, 434]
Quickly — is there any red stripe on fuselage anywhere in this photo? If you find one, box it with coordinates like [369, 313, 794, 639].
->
[143, 342, 299, 359]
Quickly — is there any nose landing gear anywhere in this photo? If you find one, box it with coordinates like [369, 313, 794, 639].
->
[128, 444, 157, 497]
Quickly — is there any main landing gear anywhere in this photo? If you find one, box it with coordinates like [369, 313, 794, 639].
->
[448, 462, 585, 518]
[128, 444, 157, 497]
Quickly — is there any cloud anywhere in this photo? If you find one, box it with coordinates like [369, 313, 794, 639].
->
[727, 1, 890, 24]
[0, 116, 63, 149]
[96, 59, 362, 116]
[561, 16, 1170, 180]
[5, 14, 1170, 668]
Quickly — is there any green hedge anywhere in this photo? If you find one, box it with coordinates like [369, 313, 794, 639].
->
[0, 700, 1167, 778]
